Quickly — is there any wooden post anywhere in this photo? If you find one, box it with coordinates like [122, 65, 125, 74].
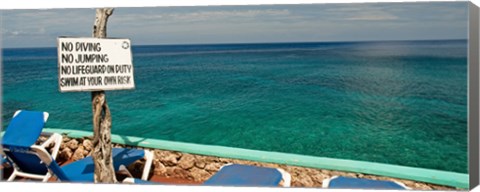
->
[91, 8, 116, 183]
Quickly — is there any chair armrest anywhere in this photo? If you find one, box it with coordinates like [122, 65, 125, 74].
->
[276, 168, 291, 187]
[119, 165, 134, 178]
[39, 133, 63, 159]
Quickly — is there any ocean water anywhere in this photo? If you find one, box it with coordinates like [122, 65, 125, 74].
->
[2, 40, 467, 173]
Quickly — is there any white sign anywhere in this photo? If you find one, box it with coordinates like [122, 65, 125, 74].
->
[57, 37, 135, 92]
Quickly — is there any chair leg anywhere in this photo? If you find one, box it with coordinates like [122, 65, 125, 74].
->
[141, 150, 154, 180]
[42, 172, 52, 182]
[7, 169, 17, 181]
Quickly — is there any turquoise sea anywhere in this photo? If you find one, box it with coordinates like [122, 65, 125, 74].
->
[2, 40, 467, 173]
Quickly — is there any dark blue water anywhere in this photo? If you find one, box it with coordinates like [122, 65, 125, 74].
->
[2, 40, 468, 173]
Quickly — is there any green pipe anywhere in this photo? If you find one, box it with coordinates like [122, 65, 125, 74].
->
[4, 128, 470, 188]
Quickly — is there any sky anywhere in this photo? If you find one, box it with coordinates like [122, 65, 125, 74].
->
[1, 1, 469, 48]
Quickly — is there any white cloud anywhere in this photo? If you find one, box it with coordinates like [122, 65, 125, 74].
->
[1, 2, 468, 48]
[11, 31, 21, 36]
[317, 4, 400, 21]
[114, 9, 291, 23]
[346, 12, 398, 21]
[3, 28, 46, 36]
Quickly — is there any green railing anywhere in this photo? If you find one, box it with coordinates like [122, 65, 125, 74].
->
[4, 128, 469, 188]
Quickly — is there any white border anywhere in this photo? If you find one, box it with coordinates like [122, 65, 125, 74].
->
[0, 0, 473, 9]
[0, 1, 474, 192]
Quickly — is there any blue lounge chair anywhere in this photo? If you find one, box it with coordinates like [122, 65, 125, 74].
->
[2, 110, 154, 182]
[1, 110, 63, 181]
[204, 164, 291, 187]
[123, 163, 291, 187]
[1, 153, 11, 165]
[322, 176, 409, 190]
[32, 145, 154, 182]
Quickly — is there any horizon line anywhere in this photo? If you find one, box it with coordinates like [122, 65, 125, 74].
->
[2, 38, 467, 49]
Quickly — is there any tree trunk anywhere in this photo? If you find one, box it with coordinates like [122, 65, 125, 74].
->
[91, 8, 116, 183]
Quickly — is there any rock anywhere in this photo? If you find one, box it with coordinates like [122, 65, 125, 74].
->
[36, 136, 47, 144]
[430, 184, 452, 190]
[82, 148, 90, 156]
[62, 136, 71, 143]
[205, 163, 223, 172]
[413, 182, 432, 190]
[153, 160, 167, 176]
[178, 154, 195, 170]
[217, 158, 230, 163]
[189, 167, 212, 181]
[58, 147, 73, 161]
[60, 143, 67, 150]
[195, 157, 207, 169]
[283, 166, 298, 175]
[76, 138, 84, 143]
[402, 180, 415, 187]
[115, 144, 124, 148]
[305, 168, 320, 175]
[231, 159, 245, 165]
[330, 171, 344, 177]
[173, 151, 183, 159]
[174, 167, 192, 179]
[310, 174, 327, 185]
[321, 169, 332, 176]
[66, 139, 79, 151]
[294, 174, 314, 187]
[271, 164, 282, 169]
[157, 151, 179, 166]
[165, 167, 176, 177]
[166, 167, 191, 179]
[205, 156, 219, 163]
[72, 146, 85, 161]
[345, 172, 357, 178]
[82, 139, 93, 151]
